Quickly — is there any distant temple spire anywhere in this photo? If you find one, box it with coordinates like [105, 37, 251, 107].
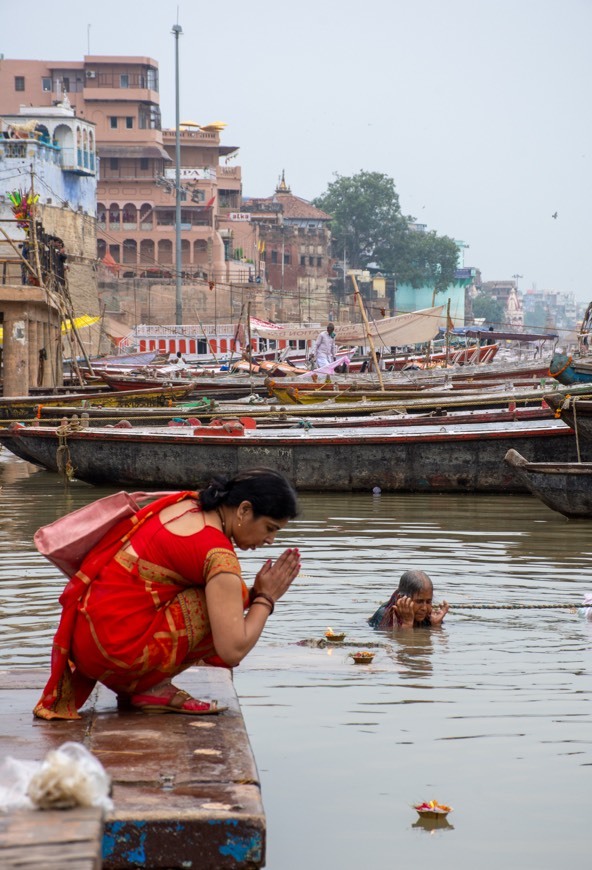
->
[275, 169, 291, 194]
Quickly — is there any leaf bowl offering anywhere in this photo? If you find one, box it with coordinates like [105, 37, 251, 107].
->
[325, 628, 346, 643]
[413, 800, 452, 819]
[350, 651, 375, 664]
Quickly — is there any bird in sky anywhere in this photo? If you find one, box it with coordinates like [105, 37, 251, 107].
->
[552, 211, 558, 219]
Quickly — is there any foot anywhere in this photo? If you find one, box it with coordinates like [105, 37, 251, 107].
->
[130, 688, 226, 715]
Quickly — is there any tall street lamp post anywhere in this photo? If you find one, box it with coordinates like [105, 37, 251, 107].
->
[172, 22, 183, 326]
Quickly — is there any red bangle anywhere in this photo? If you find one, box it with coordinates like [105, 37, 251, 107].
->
[251, 592, 275, 615]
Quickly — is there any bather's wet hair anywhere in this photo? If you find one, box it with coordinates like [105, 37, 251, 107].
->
[397, 570, 433, 598]
[200, 467, 299, 520]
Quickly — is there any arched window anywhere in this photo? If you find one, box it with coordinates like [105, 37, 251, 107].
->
[89, 130, 95, 171]
[158, 239, 173, 264]
[76, 127, 82, 165]
[82, 129, 88, 168]
[53, 123, 74, 167]
[193, 239, 207, 261]
[140, 203, 153, 230]
[34, 124, 50, 145]
[108, 244, 120, 262]
[181, 238, 191, 265]
[122, 239, 137, 265]
[140, 239, 155, 266]
[122, 203, 137, 229]
[97, 239, 107, 258]
[108, 203, 120, 229]
[97, 203, 107, 229]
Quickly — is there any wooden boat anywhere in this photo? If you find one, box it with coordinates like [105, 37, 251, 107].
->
[549, 351, 592, 386]
[0, 383, 199, 421]
[504, 448, 592, 518]
[269, 376, 560, 406]
[0, 416, 583, 492]
[543, 392, 592, 445]
[43, 403, 556, 430]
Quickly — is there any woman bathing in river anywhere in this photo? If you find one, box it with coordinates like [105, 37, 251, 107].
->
[368, 570, 449, 630]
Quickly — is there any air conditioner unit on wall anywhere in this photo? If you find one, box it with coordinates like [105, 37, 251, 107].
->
[86, 70, 96, 79]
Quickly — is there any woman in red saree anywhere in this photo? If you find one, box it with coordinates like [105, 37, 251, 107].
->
[34, 468, 300, 720]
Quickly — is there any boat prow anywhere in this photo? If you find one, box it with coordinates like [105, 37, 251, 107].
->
[504, 448, 592, 518]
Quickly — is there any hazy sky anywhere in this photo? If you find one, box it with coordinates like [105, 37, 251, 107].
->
[3, 0, 591, 300]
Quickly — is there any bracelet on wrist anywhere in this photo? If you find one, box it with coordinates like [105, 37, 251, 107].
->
[251, 592, 275, 615]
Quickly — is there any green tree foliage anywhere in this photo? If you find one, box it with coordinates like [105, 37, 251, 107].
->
[313, 171, 459, 292]
[471, 292, 505, 326]
[313, 171, 407, 270]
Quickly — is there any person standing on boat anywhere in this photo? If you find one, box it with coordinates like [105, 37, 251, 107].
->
[314, 322, 337, 368]
[33, 468, 300, 720]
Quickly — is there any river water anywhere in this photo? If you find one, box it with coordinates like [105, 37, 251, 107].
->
[1, 452, 590, 869]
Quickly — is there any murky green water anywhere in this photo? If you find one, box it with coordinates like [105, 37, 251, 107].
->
[1, 453, 590, 869]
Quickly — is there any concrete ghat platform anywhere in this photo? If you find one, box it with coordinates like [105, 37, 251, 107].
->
[0, 668, 265, 869]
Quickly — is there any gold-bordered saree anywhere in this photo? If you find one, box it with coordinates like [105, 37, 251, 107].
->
[34, 491, 247, 720]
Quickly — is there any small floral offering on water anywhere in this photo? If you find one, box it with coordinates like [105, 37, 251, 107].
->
[350, 651, 375, 664]
[413, 800, 452, 818]
[325, 626, 346, 642]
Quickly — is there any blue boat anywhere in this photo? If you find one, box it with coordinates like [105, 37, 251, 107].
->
[549, 351, 592, 386]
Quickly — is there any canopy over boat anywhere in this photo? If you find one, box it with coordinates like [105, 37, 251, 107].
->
[250, 305, 445, 347]
[438, 327, 558, 342]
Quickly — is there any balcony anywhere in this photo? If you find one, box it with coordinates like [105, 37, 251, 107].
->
[218, 165, 241, 180]
[0, 138, 95, 176]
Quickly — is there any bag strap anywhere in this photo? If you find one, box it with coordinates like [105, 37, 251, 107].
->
[130, 491, 183, 502]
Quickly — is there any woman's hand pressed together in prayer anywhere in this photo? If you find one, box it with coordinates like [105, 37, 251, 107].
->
[252, 547, 301, 604]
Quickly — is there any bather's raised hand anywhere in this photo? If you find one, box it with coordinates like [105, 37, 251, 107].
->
[430, 600, 449, 626]
[394, 595, 415, 628]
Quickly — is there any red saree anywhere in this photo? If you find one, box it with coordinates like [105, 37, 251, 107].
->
[34, 491, 248, 720]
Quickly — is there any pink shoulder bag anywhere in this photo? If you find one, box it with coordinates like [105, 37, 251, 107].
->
[34, 490, 177, 578]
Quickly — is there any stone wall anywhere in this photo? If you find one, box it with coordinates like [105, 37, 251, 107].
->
[38, 204, 103, 355]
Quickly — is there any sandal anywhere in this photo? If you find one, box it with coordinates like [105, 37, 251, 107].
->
[130, 688, 227, 715]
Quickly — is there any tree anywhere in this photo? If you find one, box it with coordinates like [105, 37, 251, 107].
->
[471, 292, 505, 326]
[313, 171, 458, 291]
[313, 171, 407, 270]
[385, 229, 459, 294]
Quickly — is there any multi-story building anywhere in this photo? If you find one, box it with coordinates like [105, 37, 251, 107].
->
[481, 279, 524, 329]
[242, 173, 334, 322]
[0, 56, 261, 335]
[0, 99, 99, 392]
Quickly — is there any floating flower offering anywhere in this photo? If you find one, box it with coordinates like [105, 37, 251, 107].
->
[350, 651, 375, 664]
[413, 800, 452, 818]
[325, 627, 346, 642]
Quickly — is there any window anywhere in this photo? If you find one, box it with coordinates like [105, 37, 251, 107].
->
[317, 257, 323, 267]
[140, 157, 149, 171]
[126, 117, 133, 129]
[284, 252, 291, 265]
[147, 68, 158, 91]
[300, 255, 306, 266]
[120, 74, 129, 88]
[14, 76, 25, 91]
[309, 257, 314, 267]
[62, 77, 70, 92]
[42, 77, 52, 92]
[110, 117, 118, 129]
[271, 251, 278, 264]
[110, 157, 119, 170]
